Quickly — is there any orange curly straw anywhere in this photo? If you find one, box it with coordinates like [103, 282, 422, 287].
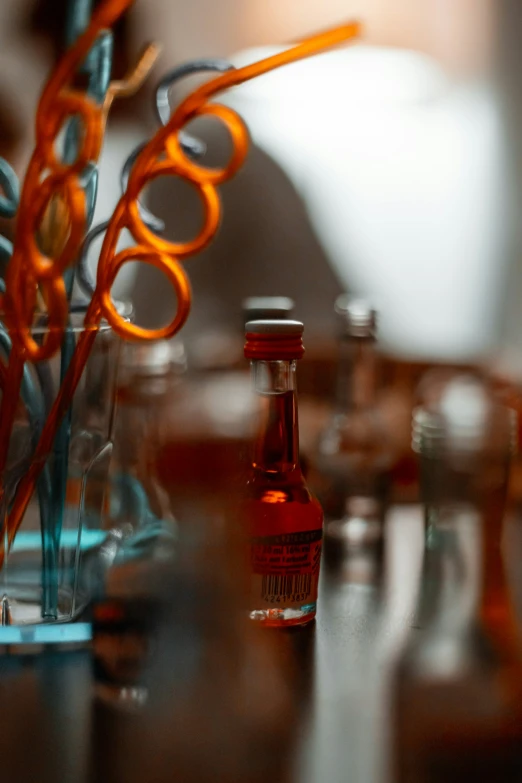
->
[5, 18, 361, 554]
[0, 0, 135, 554]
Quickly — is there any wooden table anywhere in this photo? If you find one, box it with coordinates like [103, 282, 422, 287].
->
[0, 507, 425, 783]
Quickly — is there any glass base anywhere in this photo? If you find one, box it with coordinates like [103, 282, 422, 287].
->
[0, 528, 109, 627]
[0, 592, 66, 626]
[249, 603, 316, 627]
[0, 621, 91, 646]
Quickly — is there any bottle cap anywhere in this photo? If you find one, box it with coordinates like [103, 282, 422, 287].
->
[335, 295, 377, 338]
[242, 296, 295, 324]
[244, 319, 304, 360]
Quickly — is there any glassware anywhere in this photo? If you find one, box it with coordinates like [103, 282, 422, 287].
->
[313, 297, 393, 550]
[108, 338, 186, 530]
[91, 338, 187, 704]
[244, 319, 323, 626]
[0, 315, 119, 641]
[393, 374, 522, 782]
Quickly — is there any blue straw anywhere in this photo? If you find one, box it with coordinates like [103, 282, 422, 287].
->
[48, 1, 114, 620]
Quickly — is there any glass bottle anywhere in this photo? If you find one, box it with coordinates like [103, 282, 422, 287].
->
[89, 340, 185, 707]
[244, 319, 323, 626]
[109, 338, 186, 528]
[394, 375, 522, 782]
[313, 297, 392, 547]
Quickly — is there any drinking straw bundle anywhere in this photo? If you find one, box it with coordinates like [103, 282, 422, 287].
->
[0, 0, 360, 614]
[0, 0, 160, 618]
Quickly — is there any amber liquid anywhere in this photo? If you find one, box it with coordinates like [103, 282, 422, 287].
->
[246, 390, 323, 627]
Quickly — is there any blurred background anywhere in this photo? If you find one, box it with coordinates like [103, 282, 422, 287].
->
[3, 6, 522, 782]
[2, 0, 522, 416]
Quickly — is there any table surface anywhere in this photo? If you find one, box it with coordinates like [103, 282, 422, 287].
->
[0, 507, 426, 783]
[296, 506, 424, 783]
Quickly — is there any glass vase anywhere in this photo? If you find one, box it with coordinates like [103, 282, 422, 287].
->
[0, 313, 120, 644]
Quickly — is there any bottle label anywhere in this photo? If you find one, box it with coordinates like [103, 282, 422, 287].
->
[250, 530, 322, 608]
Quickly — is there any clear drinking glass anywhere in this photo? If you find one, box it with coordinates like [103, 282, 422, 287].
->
[0, 314, 120, 641]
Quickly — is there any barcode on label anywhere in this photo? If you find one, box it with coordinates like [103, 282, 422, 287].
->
[261, 573, 311, 600]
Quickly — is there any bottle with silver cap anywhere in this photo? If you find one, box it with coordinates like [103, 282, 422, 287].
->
[312, 296, 392, 551]
[244, 319, 323, 626]
[394, 374, 522, 782]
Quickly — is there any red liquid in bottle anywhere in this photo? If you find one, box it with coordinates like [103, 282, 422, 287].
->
[246, 375, 323, 627]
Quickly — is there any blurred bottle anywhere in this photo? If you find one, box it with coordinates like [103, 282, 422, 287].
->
[244, 319, 323, 627]
[91, 524, 175, 709]
[312, 297, 393, 551]
[109, 338, 186, 528]
[89, 339, 185, 707]
[394, 375, 522, 782]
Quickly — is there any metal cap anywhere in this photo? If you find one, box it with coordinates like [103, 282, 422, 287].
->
[242, 296, 295, 324]
[245, 319, 303, 336]
[335, 295, 377, 338]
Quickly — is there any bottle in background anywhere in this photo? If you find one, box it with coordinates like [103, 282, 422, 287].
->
[89, 340, 185, 707]
[244, 319, 323, 626]
[394, 375, 522, 782]
[110, 338, 186, 528]
[313, 297, 393, 553]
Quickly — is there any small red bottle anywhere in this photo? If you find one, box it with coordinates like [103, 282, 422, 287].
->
[244, 320, 323, 626]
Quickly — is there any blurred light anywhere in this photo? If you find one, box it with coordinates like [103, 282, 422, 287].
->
[262, 490, 287, 503]
[224, 44, 504, 361]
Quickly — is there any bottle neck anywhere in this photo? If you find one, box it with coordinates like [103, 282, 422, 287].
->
[251, 360, 300, 474]
[335, 335, 377, 412]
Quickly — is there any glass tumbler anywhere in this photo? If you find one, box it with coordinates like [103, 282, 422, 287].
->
[0, 313, 120, 642]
